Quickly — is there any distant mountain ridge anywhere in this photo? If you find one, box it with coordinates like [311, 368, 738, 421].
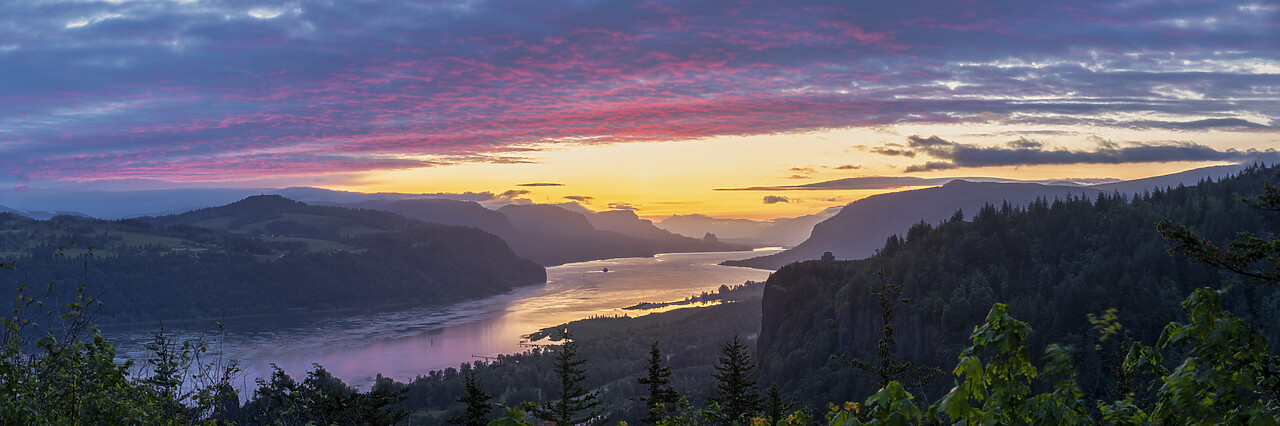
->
[656, 206, 843, 247]
[726, 163, 1255, 270]
[368, 198, 748, 266]
[586, 209, 692, 242]
[3, 163, 1261, 270]
[357, 198, 512, 230]
[146, 194, 427, 234]
[725, 181, 1102, 269]
[1093, 163, 1249, 195]
[5, 191, 749, 268]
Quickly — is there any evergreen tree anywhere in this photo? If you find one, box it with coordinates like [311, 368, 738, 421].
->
[711, 335, 759, 423]
[245, 364, 407, 425]
[448, 368, 494, 426]
[837, 270, 942, 391]
[636, 340, 680, 424]
[1158, 169, 1280, 285]
[533, 328, 603, 426]
[761, 385, 793, 425]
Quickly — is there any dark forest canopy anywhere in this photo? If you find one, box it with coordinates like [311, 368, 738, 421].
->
[758, 163, 1280, 407]
[0, 195, 545, 323]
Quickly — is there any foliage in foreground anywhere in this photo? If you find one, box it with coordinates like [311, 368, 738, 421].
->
[0, 252, 240, 424]
[0, 252, 408, 425]
[242, 363, 407, 425]
[819, 287, 1279, 426]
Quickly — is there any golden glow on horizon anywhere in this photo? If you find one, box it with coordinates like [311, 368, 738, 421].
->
[329, 125, 1278, 221]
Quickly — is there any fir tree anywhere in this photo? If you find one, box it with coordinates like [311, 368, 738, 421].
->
[711, 335, 759, 423]
[636, 340, 680, 424]
[533, 328, 603, 426]
[448, 368, 493, 426]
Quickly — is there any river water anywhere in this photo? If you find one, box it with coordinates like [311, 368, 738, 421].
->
[103, 248, 779, 391]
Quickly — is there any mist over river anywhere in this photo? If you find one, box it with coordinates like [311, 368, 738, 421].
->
[103, 249, 779, 391]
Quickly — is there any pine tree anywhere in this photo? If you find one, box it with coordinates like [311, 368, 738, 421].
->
[533, 328, 603, 426]
[711, 335, 759, 423]
[636, 340, 680, 424]
[448, 368, 493, 426]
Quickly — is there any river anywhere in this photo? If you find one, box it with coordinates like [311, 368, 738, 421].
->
[104, 248, 780, 391]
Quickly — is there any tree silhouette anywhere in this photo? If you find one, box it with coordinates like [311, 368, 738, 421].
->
[836, 270, 943, 393]
[760, 385, 793, 425]
[448, 368, 493, 426]
[636, 340, 680, 424]
[533, 328, 602, 425]
[711, 335, 759, 422]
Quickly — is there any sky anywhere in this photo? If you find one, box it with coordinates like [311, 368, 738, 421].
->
[2, 0, 1278, 219]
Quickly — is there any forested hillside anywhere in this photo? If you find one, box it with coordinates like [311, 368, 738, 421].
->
[0, 196, 546, 323]
[727, 164, 1250, 270]
[727, 181, 1104, 269]
[758, 164, 1280, 407]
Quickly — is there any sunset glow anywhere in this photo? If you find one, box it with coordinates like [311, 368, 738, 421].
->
[3, 0, 1277, 219]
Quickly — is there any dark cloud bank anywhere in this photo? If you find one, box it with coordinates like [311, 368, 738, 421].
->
[887, 136, 1272, 172]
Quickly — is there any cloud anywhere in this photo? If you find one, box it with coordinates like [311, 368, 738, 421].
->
[722, 176, 957, 191]
[364, 190, 503, 203]
[1124, 118, 1278, 131]
[426, 192, 501, 202]
[787, 174, 810, 179]
[898, 135, 1270, 172]
[903, 162, 961, 173]
[0, 0, 1275, 182]
[762, 195, 791, 204]
[834, 164, 862, 170]
[717, 175, 1116, 191]
[516, 183, 565, 187]
[442, 154, 539, 165]
[552, 201, 593, 214]
[789, 167, 816, 174]
[499, 189, 532, 198]
[870, 146, 916, 157]
[608, 202, 638, 211]
[564, 195, 594, 203]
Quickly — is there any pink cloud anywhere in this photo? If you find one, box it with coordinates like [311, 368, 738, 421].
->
[1, 0, 1274, 183]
